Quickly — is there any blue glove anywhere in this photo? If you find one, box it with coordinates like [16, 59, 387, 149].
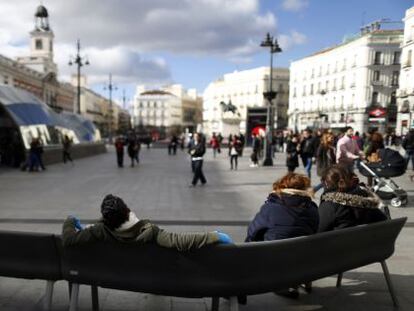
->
[215, 231, 233, 244]
[69, 216, 83, 231]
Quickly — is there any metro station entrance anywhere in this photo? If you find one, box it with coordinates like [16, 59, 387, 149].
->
[246, 107, 267, 145]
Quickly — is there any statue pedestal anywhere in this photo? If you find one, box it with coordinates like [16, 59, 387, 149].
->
[221, 111, 241, 137]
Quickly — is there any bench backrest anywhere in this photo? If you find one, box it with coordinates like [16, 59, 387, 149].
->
[59, 218, 406, 298]
[0, 230, 61, 281]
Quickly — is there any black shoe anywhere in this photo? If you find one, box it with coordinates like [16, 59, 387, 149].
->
[274, 288, 299, 299]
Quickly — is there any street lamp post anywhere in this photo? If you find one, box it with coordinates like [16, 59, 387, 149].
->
[104, 73, 117, 144]
[68, 39, 89, 114]
[260, 33, 282, 166]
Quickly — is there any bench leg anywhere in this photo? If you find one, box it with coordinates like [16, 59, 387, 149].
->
[69, 283, 80, 311]
[91, 285, 99, 311]
[211, 297, 219, 311]
[336, 273, 343, 288]
[381, 261, 399, 307]
[43, 280, 54, 311]
[229, 296, 239, 311]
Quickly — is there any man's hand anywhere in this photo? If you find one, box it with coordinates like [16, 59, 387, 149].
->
[214, 231, 233, 244]
[69, 215, 83, 231]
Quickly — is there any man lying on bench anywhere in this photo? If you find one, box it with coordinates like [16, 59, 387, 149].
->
[62, 194, 232, 251]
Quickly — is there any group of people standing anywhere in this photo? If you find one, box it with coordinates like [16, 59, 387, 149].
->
[114, 132, 141, 168]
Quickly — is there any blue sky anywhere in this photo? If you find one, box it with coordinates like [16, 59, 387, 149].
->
[164, 0, 409, 93]
[0, 0, 411, 108]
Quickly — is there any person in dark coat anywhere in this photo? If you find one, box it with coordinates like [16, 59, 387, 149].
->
[402, 129, 414, 170]
[189, 133, 207, 186]
[318, 165, 387, 232]
[62, 194, 233, 250]
[114, 136, 125, 168]
[62, 135, 74, 164]
[246, 173, 319, 242]
[299, 129, 316, 178]
[286, 135, 299, 172]
[246, 173, 319, 297]
[127, 134, 140, 167]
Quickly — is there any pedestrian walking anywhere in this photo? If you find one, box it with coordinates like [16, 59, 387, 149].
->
[250, 133, 260, 167]
[286, 135, 300, 172]
[299, 129, 316, 178]
[127, 134, 140, 167]
[168, 135, 178, 155]
[402, 128, 414, 171]
[336, 126, 364, 173]
[314, 132, 336, 192]
[114, 136, 125, 168]
[189, 133, 207, 187]
[62, 135, 74, 164]
[229, 135, 242, 170]
[209, 133, 220, 158]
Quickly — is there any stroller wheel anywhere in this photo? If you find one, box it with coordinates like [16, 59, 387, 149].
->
[390, 198, 402, 208]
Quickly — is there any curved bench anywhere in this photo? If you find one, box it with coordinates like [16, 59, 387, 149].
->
[0, 230, 61, 310]
[60, 217, 406, 311]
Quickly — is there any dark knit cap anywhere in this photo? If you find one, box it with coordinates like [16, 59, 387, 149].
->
[101, 194, 130, 229]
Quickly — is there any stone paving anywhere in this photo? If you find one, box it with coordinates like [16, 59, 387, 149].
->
[0, 146, 413, 310]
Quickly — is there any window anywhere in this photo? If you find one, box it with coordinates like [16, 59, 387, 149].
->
[351, 73, 356, 87]
[393, 51, 401, 65]
[341, 76, 345, 89]
[139, 102, 143, 108]
[293, 87, 297, 97]
[326, 64, 330, 75]
[374, 51, 382, 65]
[372, 92, 379, 105]
[3, 75, 8, 85]
[317, 82, 321, 92]
[310, 84, 314, 95]
[373, 70, 380, 81]
[332, 79, 337, 91]
[353, 55, 357, 67]
[311, 68, 315, 78]
[35, 39, 43, 50]
[405, 50, 412, 67]
[334, 61, 338, 73]
[319, 66, 322, 77]
[342, 58, 346, 70]
[302, 86, 306, 96]
[49, 41, 53, 52]
[325, 80, 329, 91]
[391, 71, 399, 86]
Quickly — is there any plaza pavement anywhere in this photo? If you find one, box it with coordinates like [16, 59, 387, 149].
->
[0, 146, 413, 310]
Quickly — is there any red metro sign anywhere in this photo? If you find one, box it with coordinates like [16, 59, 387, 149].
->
[369, 107, 387, 118]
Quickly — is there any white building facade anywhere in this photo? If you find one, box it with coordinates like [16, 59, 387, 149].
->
[397, 6, 414, 135]
[203, 67, 289, 137]
[289, 28, 403, 134]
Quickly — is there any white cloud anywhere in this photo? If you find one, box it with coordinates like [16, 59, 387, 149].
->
[278, 30, 307, 50]
[0, 0, 278, 85]
[282, 0, 309, 12]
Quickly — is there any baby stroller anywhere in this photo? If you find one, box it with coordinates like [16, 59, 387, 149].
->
[357, 148, 408, 208]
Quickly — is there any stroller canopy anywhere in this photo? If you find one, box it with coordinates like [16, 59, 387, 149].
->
[358, 148, 406, 178]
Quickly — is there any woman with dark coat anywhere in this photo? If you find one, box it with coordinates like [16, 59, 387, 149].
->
[318, 165, 387, 232]
[285, 135, 299, 172]
[246, 173, 319, 241]
[246, 173, 319, 297]
[316, 132, 336, 177]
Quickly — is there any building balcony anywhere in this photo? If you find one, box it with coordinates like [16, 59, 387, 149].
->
[371, 80, 383, 86]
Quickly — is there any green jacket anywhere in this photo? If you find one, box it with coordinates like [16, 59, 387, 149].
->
[62, 217, 220, 251]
